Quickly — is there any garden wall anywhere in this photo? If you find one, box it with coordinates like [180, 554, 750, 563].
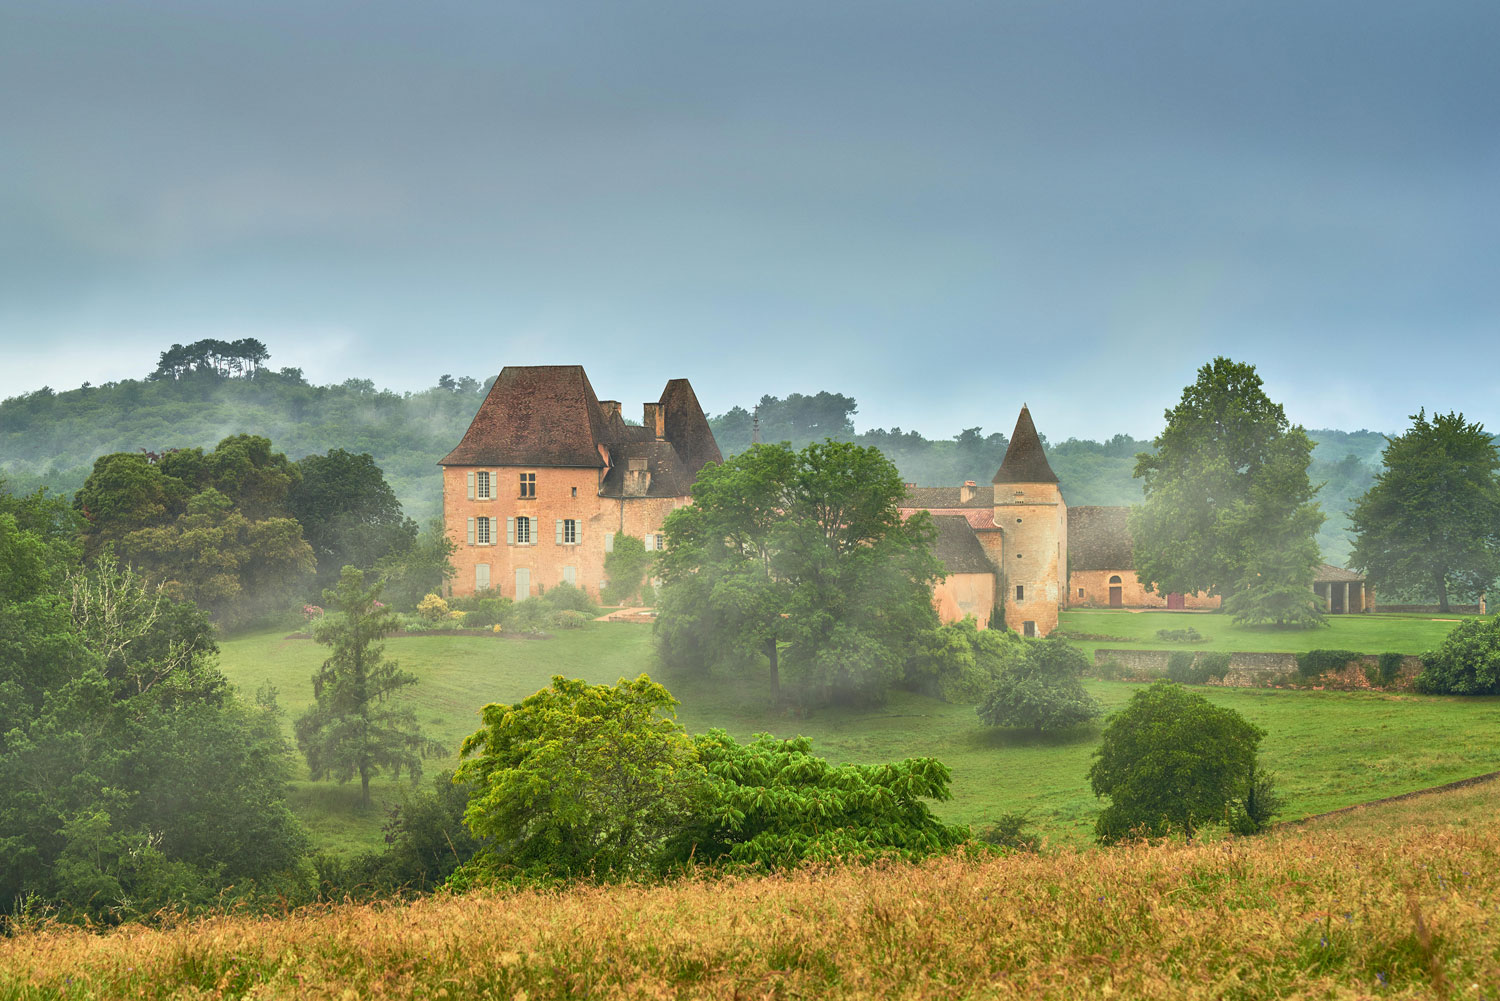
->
[1376, 604, 1482, 615]
[1093, 649, 1423, 691]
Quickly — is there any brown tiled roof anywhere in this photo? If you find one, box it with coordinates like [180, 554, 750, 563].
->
[1068, 505, 1135, 571]
[929, 515, 996, 575]
[902, 485, 995, 509]
[1314, 563, 1365, 583]
[659, 378, 723, 473]
[992, 405, 1058, 484]
[440, 366, 610, 467]
[599, 441, 695, 498]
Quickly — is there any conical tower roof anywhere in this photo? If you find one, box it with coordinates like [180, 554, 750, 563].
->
[991, 405, 1058, 484]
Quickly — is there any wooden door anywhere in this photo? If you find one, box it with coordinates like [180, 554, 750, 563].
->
[1109, 587, 1123, 608]
[1167, 592, 1185, 610]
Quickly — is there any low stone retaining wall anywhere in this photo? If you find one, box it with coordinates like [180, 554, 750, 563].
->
[1093, 649, 1422, 691]
[1377, 604, 1482, 615]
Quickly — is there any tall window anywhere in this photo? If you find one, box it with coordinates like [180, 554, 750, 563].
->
[563, 519, 578, 544]
[519, 472, 536, 498]
[476, 471, 492, 500]
[515, 516, 532, 544]
[476, 516, 492, 545]
[1015, 584, 1025, 601]
[563, 566, 577, 586]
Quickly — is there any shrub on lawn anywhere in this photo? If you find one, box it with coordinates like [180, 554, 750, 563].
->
[1155, 627, 1203, 643]
[1416, 617, 1500, 694]
[550, 609, 590, 629]
[977, 813, 1040, 853]
[540, 582, 596, 614]
[977, 638, 1101, 733]
[1166, 651, 1232, 685]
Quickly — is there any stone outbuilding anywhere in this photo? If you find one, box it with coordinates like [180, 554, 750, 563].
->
[1313, 563, 1374, 614]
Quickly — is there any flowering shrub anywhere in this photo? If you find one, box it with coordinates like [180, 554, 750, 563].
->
[417, 593, 450, 622]
[303, 604, 325, 620]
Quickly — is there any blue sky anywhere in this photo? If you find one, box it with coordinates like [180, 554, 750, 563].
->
[2, 1, 1496, 441]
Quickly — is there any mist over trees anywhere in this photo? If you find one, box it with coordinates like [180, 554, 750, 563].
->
[0, 340, 1450, 579]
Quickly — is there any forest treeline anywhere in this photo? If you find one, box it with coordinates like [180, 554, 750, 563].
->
[1, 343, 1397, 562]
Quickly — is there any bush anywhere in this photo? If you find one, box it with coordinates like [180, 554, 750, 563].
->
[538, 582, 595, 614]
[1165, 651, 1197, 683]
[977, 813, 1040, 853]
[1377, 651, 1404, 686]
[903, 617, 1022, 703]
[1296, 649, 1360, 680]
[550, 609, 590, 629]
[1155, 627, 1203, 643]
[1416, 617, 1500, 694]
[1168, 651, 1232, 685]
[1089, 682, 1277, 842]
[449, 595, 513, 629]
[602, 535, 653, 605]
[977, 638, 1101, 733]
[416, 593, 450, 621]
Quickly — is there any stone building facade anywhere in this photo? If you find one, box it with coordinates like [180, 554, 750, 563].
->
[439, 366, 721, 601]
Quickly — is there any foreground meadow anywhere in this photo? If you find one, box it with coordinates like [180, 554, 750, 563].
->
[5, 781, 1499, 1000]
[218, 617, 1500, 852]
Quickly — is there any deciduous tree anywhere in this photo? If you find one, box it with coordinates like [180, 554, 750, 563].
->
[976, 637, 1101, 733]
[1350, 410, 1500, 612]
[289, 448, 417, 592]
[1131, 358, 1324, 626]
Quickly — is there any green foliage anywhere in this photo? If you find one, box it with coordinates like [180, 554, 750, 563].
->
[976, 637, 1101, 733]
[1296, 649, 1361, 680]
[977, 813, 1041, 853]
[447, 593, 512, 628]
[656, 441, 944, 704]
[454, 675, 702, 881]
[73, 436, 316, 628]
[1155, 627, 1203, 643]
[677, 730, 967, 870]
[294, 568, 444, 807]
[1089, 682, 1274, 842]
[1415, 616, 1500, 694]
[903, 617, 1021, 703]
[550, 609, 590, 629]
[539, 582, 596, 614]
[1351, 410, 1500, 612]
[0, 543, 309, 920]
[601, 535, 653, 605]
[289, 448, 418, 593]
[1165, 651, 1231, 685]
[1376, 652, 1405, 687]
[374, 517, 457, 611]
[1131, 358, 1325, 625]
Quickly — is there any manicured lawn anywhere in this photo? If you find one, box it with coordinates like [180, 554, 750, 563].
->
[1059, 607, 1469, 662]
[218, 619, 1500, 855]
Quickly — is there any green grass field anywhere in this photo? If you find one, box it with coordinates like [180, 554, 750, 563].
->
[217, 610, 1500, 856]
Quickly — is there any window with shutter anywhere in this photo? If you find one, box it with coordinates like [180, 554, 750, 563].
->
[515, 567, 531, 599]
[515, 516, 532, 544]
[555, 519, 563, 544]
[563, 519, 578, 544]
[467, 517, 476, 545]
[477, 517, 492, 545]
[506, 517, 515, 545]
[466, 471, 475, 500]
[476, 563, 491, 590]
[476, 471, 492, 500]
[563, 566, 577, 586]
[605, 532, 615, 553]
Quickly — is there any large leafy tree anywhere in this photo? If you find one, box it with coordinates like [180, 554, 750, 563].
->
[289, 448, 418, 593]
[1089, 682, 1279, 842]
[1349, 410, 1500, 612]
[0, 533, 309, 919]
[1131, 358, 1325, 626]
[656, 441, 944, 704]
[294, 568, 442, 808]
[454, 674, 702, 881]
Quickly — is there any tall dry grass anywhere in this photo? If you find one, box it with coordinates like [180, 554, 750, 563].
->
[5, 798, 1500, 999]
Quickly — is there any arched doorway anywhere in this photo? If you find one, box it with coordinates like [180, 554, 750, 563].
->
[1108, 575, 1123, 608]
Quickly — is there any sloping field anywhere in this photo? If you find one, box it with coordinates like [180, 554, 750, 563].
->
[5, 782, 1499, 999]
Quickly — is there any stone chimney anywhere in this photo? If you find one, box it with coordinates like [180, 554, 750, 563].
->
[600, 400, 622, 422]
[623, 456, 651, 496]
[642, 401, 666, 440]
[960, 480, 977, 503]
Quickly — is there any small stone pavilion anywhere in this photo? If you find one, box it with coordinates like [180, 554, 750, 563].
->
[1313, 564, 1373, 614]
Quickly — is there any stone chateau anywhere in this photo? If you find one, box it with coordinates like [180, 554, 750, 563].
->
[441, 366, 1229, 635]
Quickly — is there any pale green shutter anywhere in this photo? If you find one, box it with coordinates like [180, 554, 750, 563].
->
[467, 517, 475, 545]
[467, 471, 475, 500]
[605, 532, 615, 553]
[555, 519, 563, 544]
[507, 517, 516, 545]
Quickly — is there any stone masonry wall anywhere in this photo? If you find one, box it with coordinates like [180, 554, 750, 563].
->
[1093, 649, 1423, 690]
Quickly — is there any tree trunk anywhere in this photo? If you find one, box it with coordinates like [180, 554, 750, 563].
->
[767, 637, 780, 702]
[1436, 573, 1450, 614]
[360, 766, 371, 809]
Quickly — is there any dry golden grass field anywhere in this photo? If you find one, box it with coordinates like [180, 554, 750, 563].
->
[4, 780, 1500, 1000]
